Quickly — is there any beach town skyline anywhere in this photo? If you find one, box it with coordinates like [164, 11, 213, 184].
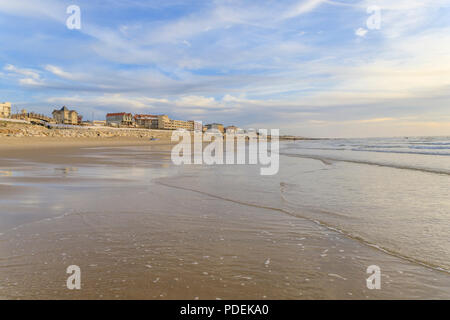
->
[1, 1, 449, 138]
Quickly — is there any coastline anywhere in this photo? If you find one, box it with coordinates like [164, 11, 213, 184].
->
[0, 121, 315, 153]
[0, 136, 174, 152]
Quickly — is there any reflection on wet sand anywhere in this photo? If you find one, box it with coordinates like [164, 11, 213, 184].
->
[54, 167, 79, 175]
[0, 144, 449, 299]
[0, 170, 12, 177]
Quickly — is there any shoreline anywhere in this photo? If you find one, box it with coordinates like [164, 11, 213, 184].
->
[0, 136, 175, 152]
[0, 135, 307, 154]
[0, 122, 316, 152]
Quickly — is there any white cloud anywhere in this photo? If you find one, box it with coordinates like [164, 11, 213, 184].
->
[355, 27, 368, 37]
[0, 0, 65, 21]
[47, 94, 155, 109]
[283, 0, 326, 19]
[4, 64, 40, 79]
[45, 65, 76, 80]
[19, 78, 43, 86]
[175, 96, 218, 108]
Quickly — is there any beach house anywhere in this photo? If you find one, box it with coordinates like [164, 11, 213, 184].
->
[52, 106, 79, 125]
[106, 112, 134, 127]
[0, 102, 11, 118]
[134, 114, 158, 128]
[156, 115, 198, 131]
[225, 125, 240, 134]
[205, 123, 224, 133]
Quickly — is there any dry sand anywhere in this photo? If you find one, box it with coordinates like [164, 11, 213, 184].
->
[0, 136, 173, 151]
[0, 137, 174, 166]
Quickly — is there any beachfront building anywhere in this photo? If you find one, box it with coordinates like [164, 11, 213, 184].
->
[205, 123, 224, 133]
[225, 125, 241, 134]
[108, 113, 201, 131]
[134, 114, 158, 128]
[12, 109, 53, 123]
[0, 102, 11, 118]
[156, 115, 200, 131]
[192, 120, 203, 132]
[92, 120, 107, 127]
[106, 112, 133, 127]
[52, 106, 79, 125]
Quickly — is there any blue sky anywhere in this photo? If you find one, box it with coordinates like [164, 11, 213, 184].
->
[1, 0, 450, 137]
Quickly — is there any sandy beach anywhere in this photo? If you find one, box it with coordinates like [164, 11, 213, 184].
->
[0, 137, 449, 299]
[0, 136, 173, 150]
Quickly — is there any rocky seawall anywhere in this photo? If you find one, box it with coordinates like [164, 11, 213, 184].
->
[0, 121, 174, 140]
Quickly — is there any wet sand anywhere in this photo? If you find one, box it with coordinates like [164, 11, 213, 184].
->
[0, 140, 449, 299]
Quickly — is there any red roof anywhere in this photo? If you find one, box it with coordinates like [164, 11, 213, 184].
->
[106, 112, 132, 117]
[134, 114, 158, 119]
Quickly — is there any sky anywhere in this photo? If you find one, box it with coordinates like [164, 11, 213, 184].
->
[0, 0, 450, 138]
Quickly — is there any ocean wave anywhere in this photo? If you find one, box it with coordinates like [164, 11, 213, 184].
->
[284, 145, 450, 155]
[280, 153, 450, 175]
[359, 145, 407, 149]
[155, 179, 450, 274]
[409, 145, 450, 150]
[352, 148, 450, 156]
[410, 142, 450, 146]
